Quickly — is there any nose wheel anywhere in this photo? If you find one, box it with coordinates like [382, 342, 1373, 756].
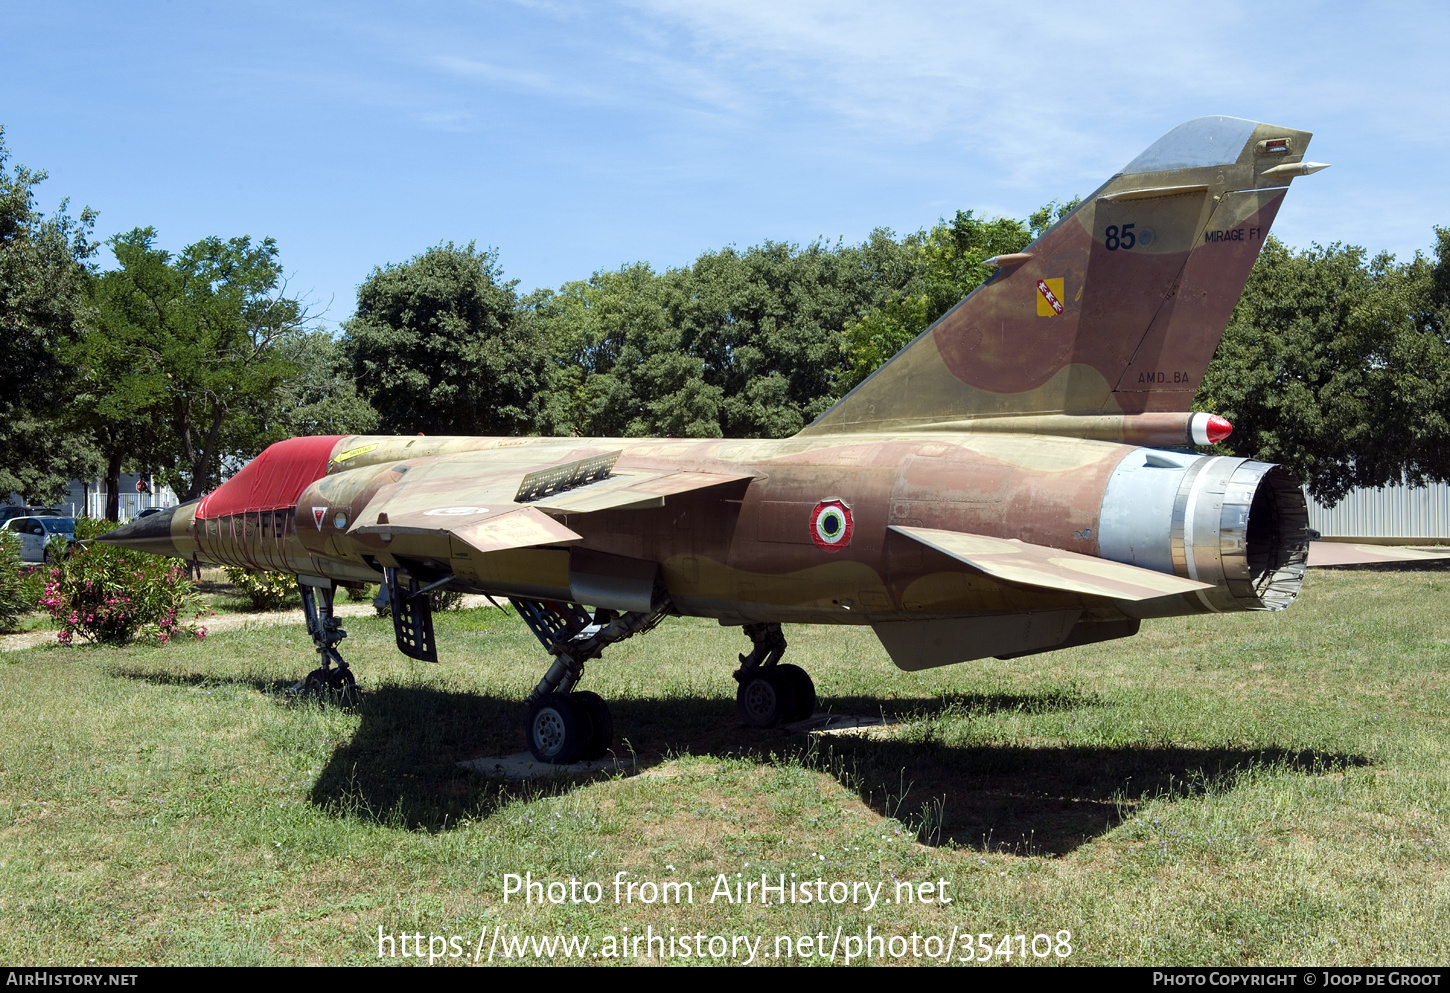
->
[300, 663, 360, 708]
[293, 577, 360, 707]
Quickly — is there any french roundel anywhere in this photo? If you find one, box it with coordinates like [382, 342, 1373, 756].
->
[810, 500, 853, 552]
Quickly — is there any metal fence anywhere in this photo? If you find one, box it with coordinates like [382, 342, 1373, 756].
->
[1306, 481, 1450, 542]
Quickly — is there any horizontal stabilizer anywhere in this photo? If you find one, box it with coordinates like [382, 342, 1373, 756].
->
[891, 525, 1211, 600]
[1306, 542, 1450, 567]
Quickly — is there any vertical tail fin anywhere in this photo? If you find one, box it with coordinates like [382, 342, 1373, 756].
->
[801, 117, 1324, 436]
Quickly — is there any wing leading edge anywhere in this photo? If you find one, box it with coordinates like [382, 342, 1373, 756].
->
[338, 453, 753, 558]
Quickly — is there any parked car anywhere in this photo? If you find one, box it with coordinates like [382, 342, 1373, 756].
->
[0, 506, 62, 525]
[4, 516, 76, 563]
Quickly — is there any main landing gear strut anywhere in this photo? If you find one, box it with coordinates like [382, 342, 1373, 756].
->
[512, 591, 673, 765]
[733, 622, 815, 727]
[295, 576, 359, 706]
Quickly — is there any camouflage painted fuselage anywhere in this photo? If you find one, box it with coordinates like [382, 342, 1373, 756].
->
[144, 424, 1306, 670]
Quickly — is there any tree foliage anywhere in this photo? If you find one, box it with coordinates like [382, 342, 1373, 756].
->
[270, 330, 379, 440]
[840, 210, 1032, 393]
[343, 243, 543, 436]
[527, 231, 923, 439]
[0, 128, 101, 502]
[84, 227, 318, 503]
[1198, 234, 1450, 503]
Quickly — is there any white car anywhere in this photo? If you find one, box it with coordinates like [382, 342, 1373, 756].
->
[4, 516, 76, 563]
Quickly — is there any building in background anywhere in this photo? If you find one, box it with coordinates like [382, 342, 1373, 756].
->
[4, 473, 180, 522]
[1307, 482, 1450, 544]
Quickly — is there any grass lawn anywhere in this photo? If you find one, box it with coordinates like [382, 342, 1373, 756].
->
[2, 563, 1448, 966]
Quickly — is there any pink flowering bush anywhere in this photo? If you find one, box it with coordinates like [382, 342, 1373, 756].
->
[40, 518, 207, 646]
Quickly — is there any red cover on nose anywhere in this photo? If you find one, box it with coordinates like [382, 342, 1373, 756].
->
[196, 436, 343, 519]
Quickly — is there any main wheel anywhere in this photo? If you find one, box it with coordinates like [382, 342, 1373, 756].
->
[737, 668, 796, 727]
[773, 664, 816, 722]
[527, 692, 592, 765]
[570, 691, 614, 761]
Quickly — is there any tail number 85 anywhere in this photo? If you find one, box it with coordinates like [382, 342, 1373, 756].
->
[1105, 224, 1136, 250]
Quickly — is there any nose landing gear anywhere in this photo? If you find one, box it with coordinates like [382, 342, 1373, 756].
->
[295, 576, 360, 707]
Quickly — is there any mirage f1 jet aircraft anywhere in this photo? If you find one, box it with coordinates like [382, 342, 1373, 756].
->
[105, 116, 1332, 764]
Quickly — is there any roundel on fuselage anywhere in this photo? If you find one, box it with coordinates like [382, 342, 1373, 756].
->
[810, 500, 853, 552]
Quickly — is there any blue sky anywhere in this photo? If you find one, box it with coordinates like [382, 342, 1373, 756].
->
[5, 1, 1446, 328]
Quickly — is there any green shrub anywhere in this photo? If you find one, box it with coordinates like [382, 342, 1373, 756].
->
[0, 530, 30, 632]
[40, 519, 206, 646]
[373, 586, 464, 616]
[343, 583, 374, 603]
[222, 566, 297, 611]
[431, 589, 464, 612]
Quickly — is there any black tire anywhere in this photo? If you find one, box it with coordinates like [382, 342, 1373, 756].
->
[298, 667, 359, 708]
[737, 668, 796, 727]
[570, 691, 614, 761]
[774, 664, 816, 722]
[527, 692, 591, 765]
[330, 667, 361, 708]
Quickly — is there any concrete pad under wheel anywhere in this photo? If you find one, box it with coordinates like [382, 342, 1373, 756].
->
[791, 713, 898, 738]
[458, 751, 636, 780]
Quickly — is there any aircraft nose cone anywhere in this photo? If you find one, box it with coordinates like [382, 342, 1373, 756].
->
[98, 506, 183, 558]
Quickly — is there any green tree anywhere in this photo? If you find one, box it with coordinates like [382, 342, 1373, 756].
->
[526, 263, 722, 438]
[529, 230, 923, 439]
[0, 128, 102, 502]
[83, 227, 313, 505]
[840, 210, 1032, 392]
[680, 236, 912, 437]
[268, 330, 379, 440]
[343, 243, 544, 436]
[1198, 235, 1450, 503]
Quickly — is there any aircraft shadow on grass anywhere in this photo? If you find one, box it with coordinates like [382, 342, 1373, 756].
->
[112, 668, 1368, 853]
[284, 681, 1366, 854]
